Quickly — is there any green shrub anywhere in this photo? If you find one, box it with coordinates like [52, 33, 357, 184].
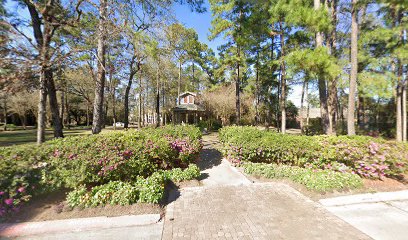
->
[220, 126, 408, 179]
[1, 125, 203, 215]
[44, 125, 202, 188]
[66, 164, 202, 207]
[163, 164, 201, 182]
[0, 144, 54, 217]
[66, 174, 164, 207]
[243, 162, 363, 192]
[302, 118, 324, 136]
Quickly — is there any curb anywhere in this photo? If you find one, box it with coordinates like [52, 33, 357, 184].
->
[0, 214, 161, 238]
[319, 190, 408, 207]
[221, 158, 252, 185]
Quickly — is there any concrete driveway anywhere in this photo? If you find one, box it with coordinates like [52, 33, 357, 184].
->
[320, 190, 408, 240]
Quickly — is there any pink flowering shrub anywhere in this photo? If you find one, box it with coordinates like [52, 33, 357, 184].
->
[44, 125, 203, 188]
[0, 125, 202, 218]
[220, 126, 408, 179]
[0, 188, 30, 218]
[0, 144, 53, 218]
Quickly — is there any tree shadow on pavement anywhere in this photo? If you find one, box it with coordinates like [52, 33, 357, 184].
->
[197, 148, 222, 171]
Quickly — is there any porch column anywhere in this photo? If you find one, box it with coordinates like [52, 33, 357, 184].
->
[172, 112, 175, 124]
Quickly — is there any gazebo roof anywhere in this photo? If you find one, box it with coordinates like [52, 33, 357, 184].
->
[172, 104, 205, 112]
[179, 92, 197, 97]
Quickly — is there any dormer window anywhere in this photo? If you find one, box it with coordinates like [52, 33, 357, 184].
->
[178, 92, 196, 104]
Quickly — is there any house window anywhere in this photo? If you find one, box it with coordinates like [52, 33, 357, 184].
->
[184, 96, 188, 103]
[189, 96, 194, 104]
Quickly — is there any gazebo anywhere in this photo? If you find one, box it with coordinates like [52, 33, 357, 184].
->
[172, 92, 205, 124]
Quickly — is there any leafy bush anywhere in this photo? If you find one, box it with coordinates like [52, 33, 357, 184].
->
[66, 164, 202, 207]
[302, 118, 324, 136]
[196, 120, 223, 132]
[163, 164, 201, 182]
[220, 126, 408, 179]
[0, 125, 202, 216]
[0, 145, 53, 217]
[66, 174, 165, 207]
[243, 162, 363, 192]
[44, 125, 202, 188]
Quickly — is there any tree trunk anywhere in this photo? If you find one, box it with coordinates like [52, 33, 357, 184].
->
[25, 1, 62, 142]
[142, 85, 145, 127]
[37, 71, 47, 144]
[109, 60, 117, 129]
[124, 81, 132, 129]
[65, 88, 70, 129]
[92, 0, 107, 134]
[306, 81, 310, 126]
[46, 70, 64, 138]
[192, 62, 196, 89]
[357, 96, 365, 131]
[315, 0, 330, 135]
[60, 89, 64, 128]
[22, 115, 27, 130]
[162, 80, 166, 125]
[3, 96, 7, 131]
[279, 22, 286, 134]
[124, 54, 137, 129]
[348, 0, 358, 136]
[327, 0, 338, 135]
[396, 63, 403, 142]
[86, 103, 90, 127]
[403, 76, 407, 142]
[178, 60, 182, 104]
[328, 79, 338, 135]
[300, 79, 307, 133]
[270, 36, 277, 128]
[104, 101, 108, 127]
[138, 67, 143, 128]
[236, 47, 241, 125]
[156, 66, 160, 128]
[403, 29, 407, 142]
[255, 51, 260, 125]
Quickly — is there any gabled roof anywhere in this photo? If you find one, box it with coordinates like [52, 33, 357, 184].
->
[179, 92, 197, 97]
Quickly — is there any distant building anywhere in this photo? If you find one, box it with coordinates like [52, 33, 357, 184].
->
[299, 107, 321, 119]
[172, 92, 205, 124]
[299, 107, 348, 119]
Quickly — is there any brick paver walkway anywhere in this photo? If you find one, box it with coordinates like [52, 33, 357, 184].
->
[162, 134, 370, 240]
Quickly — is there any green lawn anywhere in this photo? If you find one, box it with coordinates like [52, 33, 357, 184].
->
[0, 128, 92, 146]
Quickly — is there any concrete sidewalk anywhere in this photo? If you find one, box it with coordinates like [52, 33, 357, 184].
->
[320, 190, 408, 240]
[0, 214, 163, 240]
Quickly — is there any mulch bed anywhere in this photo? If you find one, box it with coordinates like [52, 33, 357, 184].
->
[3, 190, 162, 224]
[3, 178, 201, 224]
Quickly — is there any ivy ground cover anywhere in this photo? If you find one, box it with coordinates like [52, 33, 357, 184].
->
[0, 125, 203, 218]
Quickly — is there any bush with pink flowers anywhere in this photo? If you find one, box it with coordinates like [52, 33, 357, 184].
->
[220, 126, 408, 179]
[44, 125, 202, 188]
[0, 125, 203, 218]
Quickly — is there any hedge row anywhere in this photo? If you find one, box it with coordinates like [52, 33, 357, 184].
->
[0, 125, 203, 217]
[220, 126, 408, 179]
[243, 162, 363, 192]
